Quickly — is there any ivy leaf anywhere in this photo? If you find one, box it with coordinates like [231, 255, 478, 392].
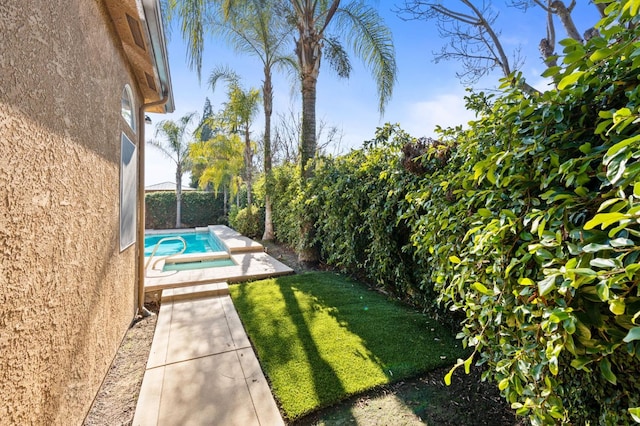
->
[599, 358, 617, 385]
[472, 282, 494, 296]
[558, 71, 586, 90]
[538, 275, 557, 296]
[622, 327, 640, 343]
[610, 299, 625, 315]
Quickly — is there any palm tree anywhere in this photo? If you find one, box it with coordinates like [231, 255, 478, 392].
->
[288, 0, 397, 262]
[189, 131, 244, 214]
[290, 1, 397, 180]
[148, 112, 197, 228]
[210, 68, 261, 208]
[166, 0, 295, 240]
[220, 0, 296, 240]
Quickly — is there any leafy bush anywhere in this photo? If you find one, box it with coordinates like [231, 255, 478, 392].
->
[404, 4, 640, 423]
[228, 205, 264, 239]
[269, 2, 640, 423]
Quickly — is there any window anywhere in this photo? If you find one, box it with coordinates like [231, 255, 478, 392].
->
[121, 84, 136, 132]
[120, 133, 137, 251]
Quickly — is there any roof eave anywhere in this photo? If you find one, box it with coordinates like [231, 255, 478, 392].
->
[140, 0, 175, 113]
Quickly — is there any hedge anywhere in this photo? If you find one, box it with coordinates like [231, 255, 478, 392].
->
[270, 2, 640, 423]
[145, 191, 226, 229]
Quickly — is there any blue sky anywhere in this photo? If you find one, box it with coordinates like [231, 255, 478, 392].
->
[145, 1, 601, 186]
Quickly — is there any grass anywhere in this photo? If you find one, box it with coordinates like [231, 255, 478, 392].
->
[229, 272, 464, 421]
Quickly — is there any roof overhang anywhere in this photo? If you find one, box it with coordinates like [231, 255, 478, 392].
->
[103, 0, 175, 113]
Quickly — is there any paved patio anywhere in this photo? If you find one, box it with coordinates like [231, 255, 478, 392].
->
[134, 226, 293, 425]
[145, 226, 294, 292]
[132, 284, 284, 426]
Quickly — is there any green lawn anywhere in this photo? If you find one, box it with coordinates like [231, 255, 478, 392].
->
[229, 272, 464, 420]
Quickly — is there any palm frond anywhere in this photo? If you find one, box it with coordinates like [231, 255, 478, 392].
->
[335, 2, 397, 114]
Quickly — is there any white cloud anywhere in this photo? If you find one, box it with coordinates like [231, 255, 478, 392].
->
[401, 93, 477, 139]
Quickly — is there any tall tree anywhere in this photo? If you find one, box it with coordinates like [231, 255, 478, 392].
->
[191, 98, 216, 189]
[166, 0, 295, 240]
[148, 112, 198, 228]
[396, 1, 601, 88]
[288, 0, 397, 263]
[289, 0, 397, 180]
[189, 129, 244, 214]
[217, 0, 296, 240]
[210, 68, 261, 208]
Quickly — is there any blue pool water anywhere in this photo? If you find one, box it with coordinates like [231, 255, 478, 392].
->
[144, 232, 226, 257]
[163, 258, 236, 272]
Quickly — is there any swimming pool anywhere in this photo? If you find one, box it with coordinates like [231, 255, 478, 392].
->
[144, 231, 226, 257]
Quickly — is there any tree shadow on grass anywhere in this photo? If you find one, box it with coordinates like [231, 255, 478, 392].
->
[232, 271, 468, 422]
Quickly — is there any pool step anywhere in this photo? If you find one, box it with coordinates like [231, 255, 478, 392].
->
[161, 282, 229, 303]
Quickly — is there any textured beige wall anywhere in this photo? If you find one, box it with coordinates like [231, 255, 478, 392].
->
[0, 1, 140, 424]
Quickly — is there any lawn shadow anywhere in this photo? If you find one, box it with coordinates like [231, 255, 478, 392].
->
[232, 276, 358, 423]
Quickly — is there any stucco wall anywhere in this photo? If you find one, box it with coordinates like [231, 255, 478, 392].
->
[0, 1, 140, 424]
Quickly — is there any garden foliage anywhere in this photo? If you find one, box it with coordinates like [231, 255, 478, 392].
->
[228, 204, 264, 238]
[145, 191, 225, 228]
[270, 2, 640, 423]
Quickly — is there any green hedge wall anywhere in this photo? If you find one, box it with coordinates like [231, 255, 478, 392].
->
[145, 191, 226, 229]
[270, 3, 640, 423]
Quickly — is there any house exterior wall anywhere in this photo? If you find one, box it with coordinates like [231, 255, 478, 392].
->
[0, 1, 141, 424]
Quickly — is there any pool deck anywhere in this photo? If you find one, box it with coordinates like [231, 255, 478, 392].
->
[132, 283, 284, 426]
[134, 226, 290, 425]
[144, 225, 294, 292]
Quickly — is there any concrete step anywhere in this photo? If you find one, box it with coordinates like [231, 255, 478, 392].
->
[161, 282, 229, 303]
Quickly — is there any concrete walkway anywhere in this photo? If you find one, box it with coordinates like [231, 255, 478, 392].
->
[132, 284, 284, 426]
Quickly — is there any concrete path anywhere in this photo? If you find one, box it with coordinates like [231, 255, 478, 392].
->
[132, 284, 284, 426]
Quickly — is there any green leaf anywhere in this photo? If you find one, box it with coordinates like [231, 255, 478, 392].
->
[571, 357, 592, 370]
[596, 282, 610, 301]
[558, 71, 586, 90]
[610, 299, 625, 315]
[629, 407, 640, 423]
[605, 134, 640, 160]
[589, 47, 613, 61]
[472, 282, 494, 296]
[623, 327, 640, 343]
[590, 258, 616, 268]
[519, 277, 535, 286]
[477, 208, 492, 217]
[584, 213, 626, 230]
[498, 378, 509, 391]
[444, 368, 453, 386]
[538, 275, 557, 296]
[599, 358, 617, 385]
[449, 255, 461, 264]
[610, 237, 634, 247]
[582, 243, 612, 253]
[463, 354, 473, 374]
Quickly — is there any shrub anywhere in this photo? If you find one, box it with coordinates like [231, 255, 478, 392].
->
[228, 205, 264, 239]
[269, 3, 640, 423]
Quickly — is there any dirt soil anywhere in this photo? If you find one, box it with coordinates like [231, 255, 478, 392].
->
[83, 242, 519, 425]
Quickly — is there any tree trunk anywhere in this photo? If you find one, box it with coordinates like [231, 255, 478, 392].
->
[551, 1, 582, 42]
[296, 26, 321, 263]
[244, 125, 252, 208]
[262, 67, 274, 240]
[175, 166, 182, 228]
[223, 186, 228, 215]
